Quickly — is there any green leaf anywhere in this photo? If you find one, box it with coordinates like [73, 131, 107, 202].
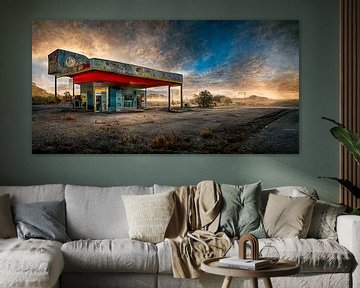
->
[322, 117, 360, 165]
[319, 177, 360, 198]
[330, 127, 360, 165]
[322, 116, 344, 127]
[351, 208, 360, 215]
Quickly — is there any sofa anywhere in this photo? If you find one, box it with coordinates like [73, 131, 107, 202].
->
[0, 183, 359, 288]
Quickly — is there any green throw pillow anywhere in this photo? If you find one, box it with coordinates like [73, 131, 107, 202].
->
[218, 182, 266, 238]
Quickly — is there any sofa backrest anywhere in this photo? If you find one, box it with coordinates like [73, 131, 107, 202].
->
[153, 184, 176, 194]
[0, 184, 65, 204]
[65, 184, 154, 240]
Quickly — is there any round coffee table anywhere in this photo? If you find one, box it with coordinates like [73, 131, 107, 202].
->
[201, 257, 300, 288]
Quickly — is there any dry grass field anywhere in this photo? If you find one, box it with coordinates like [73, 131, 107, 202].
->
[32, 105, 299, 154]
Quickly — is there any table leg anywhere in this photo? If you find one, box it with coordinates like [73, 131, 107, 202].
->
[263, 277, 273, 288]
[222, 276, 233, 288]
[251, 278, 258, 288]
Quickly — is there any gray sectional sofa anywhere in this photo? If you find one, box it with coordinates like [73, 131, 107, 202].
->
[0, 183, 359, 288]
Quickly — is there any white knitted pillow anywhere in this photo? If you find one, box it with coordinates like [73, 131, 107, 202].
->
[122, 191, 175, 243]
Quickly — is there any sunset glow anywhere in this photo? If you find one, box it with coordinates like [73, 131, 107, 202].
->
[32, 20, 299, 100]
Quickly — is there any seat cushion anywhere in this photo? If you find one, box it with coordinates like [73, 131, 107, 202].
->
[61, 239, 158, 273]
[228, 238, 354, 273]
[157, 238, 354, 274]
[0, 238, 64, 288]
[65, 185, 153, 239]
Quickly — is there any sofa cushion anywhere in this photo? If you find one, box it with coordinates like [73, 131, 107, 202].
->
[65, 185, 153, 239]
[261, 186, 319, 213]
[263, 193, 316, 238]
[218, 182, 266, 238]
[235, 238, 353, 273]
[61, 239, 158, 273]
[0, 238, 64, 288]
[12, 200, 70, 243]
[261, 238, 354, 273]
[158, 237, 353, 274]
[0, 194, 16, 238]
[0, 184, 65, 204]
[307, 200, 347, 240]
[122, 191, 175, 243]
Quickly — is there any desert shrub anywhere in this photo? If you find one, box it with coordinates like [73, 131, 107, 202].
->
[200, 127, 214, 139]
[32, 96, 59, 105]
[121, 131, 139, 145]
[63, 115, 75, 121]
[151, 133, 180, 150]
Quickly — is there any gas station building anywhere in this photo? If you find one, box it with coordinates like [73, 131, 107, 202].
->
[48, 49, 183, 112]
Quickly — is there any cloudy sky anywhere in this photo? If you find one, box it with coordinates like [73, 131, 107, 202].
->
[32, 20, 299, 100]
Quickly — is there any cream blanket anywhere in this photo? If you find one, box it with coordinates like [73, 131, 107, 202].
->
[165, 180, 231, 278]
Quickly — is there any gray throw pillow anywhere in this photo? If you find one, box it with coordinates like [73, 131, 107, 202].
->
[0, 194, 16, 238]
[307, 200, 347, 240]
[218, 182, 266, 238]
[12, 200, 70, 243]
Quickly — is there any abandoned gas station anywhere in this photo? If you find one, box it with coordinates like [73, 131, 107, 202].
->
[48, 49, 183, 112]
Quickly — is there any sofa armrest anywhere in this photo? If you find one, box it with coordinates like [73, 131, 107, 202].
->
[337, 215, 360, 288]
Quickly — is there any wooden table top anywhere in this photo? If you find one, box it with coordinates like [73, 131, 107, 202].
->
[201, 257, 300, 278]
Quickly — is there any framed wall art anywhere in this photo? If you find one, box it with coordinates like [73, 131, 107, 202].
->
[32, 20, 299, 154]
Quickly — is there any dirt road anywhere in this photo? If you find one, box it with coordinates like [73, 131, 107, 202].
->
[32, 105, 299, 154]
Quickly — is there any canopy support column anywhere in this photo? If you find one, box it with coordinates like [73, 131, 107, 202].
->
[144, 88, 147, 108]
[180, 84, 183, 108]
[54, 76, 57, 101]
[72, 78, 75, 96]
[168, 86, 171, 111]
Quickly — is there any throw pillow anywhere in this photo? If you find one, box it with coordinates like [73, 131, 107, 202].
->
[0, 194, 16, 238]
[218, 182, 266, 238]
[122, 191, 175, 243]
[307, 200, 347, 240]
[263, 193, 316, 238]
[12, 200, 70, 243]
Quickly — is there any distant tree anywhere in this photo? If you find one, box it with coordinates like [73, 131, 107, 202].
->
[213, 95, 232, 106]
[224, 97, 232, 105]
[194, 90, 214, 107]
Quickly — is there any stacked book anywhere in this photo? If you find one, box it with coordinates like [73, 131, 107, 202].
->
[218, 257, 271, 270]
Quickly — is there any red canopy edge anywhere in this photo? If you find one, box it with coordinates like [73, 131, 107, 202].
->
[73, 70, 181, 88]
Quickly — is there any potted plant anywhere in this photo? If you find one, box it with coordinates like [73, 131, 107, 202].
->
[320, 117, 360, 215]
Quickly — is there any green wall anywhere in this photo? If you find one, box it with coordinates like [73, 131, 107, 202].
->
[0, 0, 340, 202]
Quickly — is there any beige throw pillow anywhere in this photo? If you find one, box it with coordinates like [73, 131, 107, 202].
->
[0, 194, 16, 238]
[263, 193, 316, 238]
[122, 191, 175, 243]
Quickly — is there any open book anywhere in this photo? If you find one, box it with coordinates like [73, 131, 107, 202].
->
[218, 257, 271, 270]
